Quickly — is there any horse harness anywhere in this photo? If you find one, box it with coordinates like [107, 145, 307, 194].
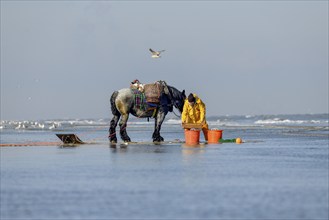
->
[132, 80, 177, 120]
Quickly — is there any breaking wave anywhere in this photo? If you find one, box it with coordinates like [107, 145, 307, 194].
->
[1, 114, 328, 130]
[254, 118, 327, 125]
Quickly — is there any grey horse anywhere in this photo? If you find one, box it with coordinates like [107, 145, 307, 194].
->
[109, 83, 186, 143]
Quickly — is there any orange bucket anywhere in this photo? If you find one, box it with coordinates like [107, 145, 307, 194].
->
[207, 130, 223, 143]
[184, 130, 200, 145]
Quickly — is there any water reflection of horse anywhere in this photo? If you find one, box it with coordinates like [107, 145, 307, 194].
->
[109, 82, 186, 143]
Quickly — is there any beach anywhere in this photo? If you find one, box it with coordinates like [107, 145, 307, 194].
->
[1, 114, 328, 219]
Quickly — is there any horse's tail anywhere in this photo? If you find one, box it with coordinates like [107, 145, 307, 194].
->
[110, 91, 120, 116]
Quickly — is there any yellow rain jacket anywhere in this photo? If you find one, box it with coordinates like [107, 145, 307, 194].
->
[181, 94, 208, 130]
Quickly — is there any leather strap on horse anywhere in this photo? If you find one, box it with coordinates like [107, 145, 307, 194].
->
[151, 108, 158, 118]
[146, 108, 158, 122]
[159, 80, 175, 110]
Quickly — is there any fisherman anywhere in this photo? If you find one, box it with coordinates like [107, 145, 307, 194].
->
[181, 93, 209, 141]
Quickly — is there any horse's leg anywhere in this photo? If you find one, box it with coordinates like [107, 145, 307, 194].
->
[109, 115, 120, 143]
[152, 111, 165, 142]
[119, 113, 131, 142]
[109, 91, 121, 143]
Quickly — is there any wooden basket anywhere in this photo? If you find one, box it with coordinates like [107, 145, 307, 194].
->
[182, 123, 203, 129]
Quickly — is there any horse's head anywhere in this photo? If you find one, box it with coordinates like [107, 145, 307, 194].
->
[168, 87, 186, 113]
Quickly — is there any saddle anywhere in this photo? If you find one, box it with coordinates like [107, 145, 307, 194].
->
[143, 82, 165, 103]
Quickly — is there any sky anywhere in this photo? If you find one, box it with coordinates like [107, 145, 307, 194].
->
[1, 1, 328, 120]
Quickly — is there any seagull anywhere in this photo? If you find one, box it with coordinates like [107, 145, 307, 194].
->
[149, 48, 165, 58]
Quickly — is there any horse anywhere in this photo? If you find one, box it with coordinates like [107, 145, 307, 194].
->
[109, 82, 186, 143]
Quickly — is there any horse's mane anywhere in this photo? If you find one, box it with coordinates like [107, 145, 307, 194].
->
[166, 85, 186, 113]
[167, 85, 184, 100]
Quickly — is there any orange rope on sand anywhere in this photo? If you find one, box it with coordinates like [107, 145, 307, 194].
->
[0, 142, 62, 147]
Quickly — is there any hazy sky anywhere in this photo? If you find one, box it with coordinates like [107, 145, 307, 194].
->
[1, 1, 328, 120]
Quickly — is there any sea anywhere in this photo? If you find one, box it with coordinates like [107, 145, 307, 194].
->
[1, 113, 328, 219]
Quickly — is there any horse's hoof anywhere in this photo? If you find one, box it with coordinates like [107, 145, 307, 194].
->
[153, 137, 164, 142]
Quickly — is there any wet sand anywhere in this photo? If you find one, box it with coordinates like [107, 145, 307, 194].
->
[1, 137, 328, 219]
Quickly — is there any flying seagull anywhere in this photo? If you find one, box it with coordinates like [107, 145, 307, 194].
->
[149, 48, 165, 58]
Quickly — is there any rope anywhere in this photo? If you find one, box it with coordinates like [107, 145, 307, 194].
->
[108, 123, 127, 140]
[172, 108, 181, 118]
[0, 142, 61, 147]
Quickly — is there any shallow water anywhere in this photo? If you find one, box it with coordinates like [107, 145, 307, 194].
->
[1, 115, 328, 219]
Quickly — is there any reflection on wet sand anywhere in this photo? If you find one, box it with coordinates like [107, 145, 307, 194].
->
[181, 144, 206, 156]
[109, 143, 128, 153]
[109, 143, 168, 154]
